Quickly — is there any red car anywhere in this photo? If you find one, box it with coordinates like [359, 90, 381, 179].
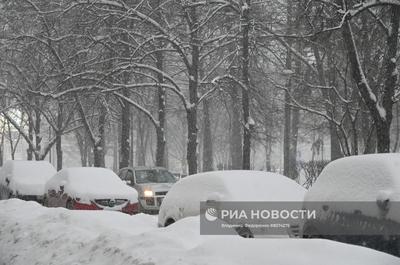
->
[44, 167, 139, 215]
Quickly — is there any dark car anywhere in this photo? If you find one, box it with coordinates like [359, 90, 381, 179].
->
[302, 154, 400, 257]
[118, 167, 176, 214]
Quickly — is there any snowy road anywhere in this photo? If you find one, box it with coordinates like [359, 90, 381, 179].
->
[0, 199, 399, 265]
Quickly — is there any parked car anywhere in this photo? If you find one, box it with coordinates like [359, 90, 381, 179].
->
[118, 167, 176, 214]
[302, 154, 400, 256]
[158, 170, 306, 237]
[45, 167, 139, 215]
[0, 160, 56, 203]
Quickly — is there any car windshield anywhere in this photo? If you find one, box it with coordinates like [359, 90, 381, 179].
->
[135, 169, 176, 184]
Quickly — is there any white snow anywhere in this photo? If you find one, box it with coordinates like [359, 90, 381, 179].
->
[0, 160, 56, 196]
[0, 199, 399, 265]
[159, 170, 306, 227]
[392, 67, 398, 77]
[282, 69, 294, 75]
[377, 103, 387, 120]
[45, 167, 138, 203]
[248, 116, 255, 126]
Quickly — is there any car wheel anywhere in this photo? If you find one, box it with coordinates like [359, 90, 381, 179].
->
[236, 226, 254, 238]
[66, 199, 74, 210]
[164, 218, 175, 227]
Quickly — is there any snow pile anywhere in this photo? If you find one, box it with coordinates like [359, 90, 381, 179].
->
[0, 160, 56, 196]
[45, 167, 138, 203]
[0, 199, 399, 265]
[159, 170, 306, 226]
[306, 154, 400, 202]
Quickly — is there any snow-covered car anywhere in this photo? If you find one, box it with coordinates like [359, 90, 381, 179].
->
[302, 154, 400, 256]
[118, 166, 176, 214]
[158, 170, 306, 237]
[0, 160, 56, 203]
[45, 167, 139, 215]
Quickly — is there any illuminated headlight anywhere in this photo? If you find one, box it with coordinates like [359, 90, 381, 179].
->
[143, 190, 154, 197]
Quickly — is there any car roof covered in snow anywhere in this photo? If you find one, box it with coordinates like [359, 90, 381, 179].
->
[305, 154, 400, 202]
[45, 167, 138, 202]
[0, 160, 56, 196]
[167, 170, 305, 201]
[159, 170, 306, 225]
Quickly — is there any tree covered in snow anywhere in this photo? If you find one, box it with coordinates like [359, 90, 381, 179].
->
[0, 0, 399, 177]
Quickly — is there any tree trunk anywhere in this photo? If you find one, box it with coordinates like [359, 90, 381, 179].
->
[229, 86, 243, 169]
[93, 105, 106, 167]
[186, 107, 198, 175]
[283, 90, 291, 176]
[241, 0, 251, 170]
[290, 106, 299, 179]
[283, 0, 293, 176]
[34, 109, 42, 160]
[155, 50, 166, 167]
[130, 117, 135, 166]
[202, 99, 213, 172]
[264, 115, 272, 171]
[27, 116, 34, 160]
[186, 5, 199, 175]
[119, 91, 130, 169]
[136, 114, 146, 166]
[56, 104, 63, 170]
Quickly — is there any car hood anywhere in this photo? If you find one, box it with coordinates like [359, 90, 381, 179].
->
[136, 183, 174, 193]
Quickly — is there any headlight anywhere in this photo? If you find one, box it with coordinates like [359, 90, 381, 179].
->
[143, 190, 153, 197]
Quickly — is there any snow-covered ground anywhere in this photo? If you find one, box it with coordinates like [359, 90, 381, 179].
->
[0, 199, 399, 265]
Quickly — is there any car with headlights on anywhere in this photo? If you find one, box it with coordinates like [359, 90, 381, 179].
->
[45, 167, 139, 215]
[118, 167, 176, 214]
[0, 160, 56, 203]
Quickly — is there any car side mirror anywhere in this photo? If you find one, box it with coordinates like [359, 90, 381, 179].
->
[124, 180, 132, 185]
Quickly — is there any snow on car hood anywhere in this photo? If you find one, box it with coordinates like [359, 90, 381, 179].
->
[0, 199, 399, 265]
[45, 167, 138, 203]
[1, 160, 56, 196]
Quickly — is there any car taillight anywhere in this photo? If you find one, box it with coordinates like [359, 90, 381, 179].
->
[122, 202, 139, 215]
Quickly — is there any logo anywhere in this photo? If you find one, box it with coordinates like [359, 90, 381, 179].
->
[109, 199, 116, 207]
[205, 207, 218, 221]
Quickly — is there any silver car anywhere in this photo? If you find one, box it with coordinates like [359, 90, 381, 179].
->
[118, 167, 176, 214]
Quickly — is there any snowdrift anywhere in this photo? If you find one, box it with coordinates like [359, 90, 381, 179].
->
[0, 199, 399, 265]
